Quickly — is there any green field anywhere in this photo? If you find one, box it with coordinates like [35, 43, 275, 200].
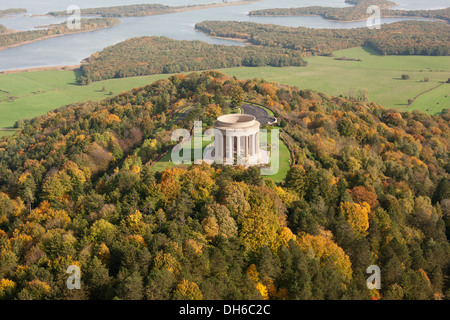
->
[410, 83, 450, 114]
[0, 46, 449, 138]
[0, 70, 171, 135]
[220, 47, 450, 113]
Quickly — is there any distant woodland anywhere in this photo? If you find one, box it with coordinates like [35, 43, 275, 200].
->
[195, 20, 450, 56]
[0, 18, 120, 50]
[0, 8, 26, 17]
[0, 25, 7, 34]
[0, 71, 448, 300]
[48, 0, 260, 18]
[48, 4, 174, 17]
[77, 36, 306, 84]
[249, 0, 450, 23]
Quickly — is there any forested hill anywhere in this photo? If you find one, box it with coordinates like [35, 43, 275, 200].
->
[249, 0, 450, 24]
[76, 36, 306, 84]
[195, 20, 450, 56]
[0, 71, 449, 300]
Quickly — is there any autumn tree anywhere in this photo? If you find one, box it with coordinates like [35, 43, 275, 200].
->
[339, 201, 371, 238]
[173, 279, 203, 300]
[230, 85, 244, 108]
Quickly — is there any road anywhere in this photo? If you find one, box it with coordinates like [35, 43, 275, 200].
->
[241, 103, 277, 125]
[172, 103, 276, 125]
[173, 107, 193, 123]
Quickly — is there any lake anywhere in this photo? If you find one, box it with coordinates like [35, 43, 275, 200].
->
[0, 0, 448, 71]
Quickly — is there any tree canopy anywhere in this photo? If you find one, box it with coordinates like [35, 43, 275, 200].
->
[0, 71, 449, 300]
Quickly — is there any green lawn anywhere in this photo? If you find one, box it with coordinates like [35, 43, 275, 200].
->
[150, 137, 214, 172]
[151, 129, 291, 183]
[259, 130, 290, 183]
[220, 46, 450, 113]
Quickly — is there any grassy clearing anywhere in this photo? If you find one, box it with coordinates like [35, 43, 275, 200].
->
[220, 46, 450, 113]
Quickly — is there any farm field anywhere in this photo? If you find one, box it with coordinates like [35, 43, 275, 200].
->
[0, 46, 449, 137]
[410, 83, 450, 114]
[220, 46, 450, 113]
[0, 70, 171, 135]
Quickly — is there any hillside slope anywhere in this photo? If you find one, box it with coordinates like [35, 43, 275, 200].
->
[0, 71, 448, 300]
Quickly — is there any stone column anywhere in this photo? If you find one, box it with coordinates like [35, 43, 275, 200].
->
[215, 130, 221, 159]
[245, 135, 249, 161]
[236, 135, 241, 160]
[256, 131, 260, 159]
[226, 135, 233, 164]
[222, 133, 226, 163]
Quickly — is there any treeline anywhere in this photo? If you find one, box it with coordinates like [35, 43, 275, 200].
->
[387, 7, 450, 23]
[0, 8, 26, 17]
[249, 0, 450, 23]
[366, 21, 450, 55]
[249, 0, 395, 21]
[48, 4, 173, 17]
[195, 20, 450, 56]
[0, 71, 448, 300]
[0, 25, 7, 34]
[0, 18, 120, 49]
[47, 1, 259, 18]
[77, 36, 306, 84]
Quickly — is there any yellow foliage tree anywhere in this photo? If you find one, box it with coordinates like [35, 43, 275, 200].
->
[153, 251, 181, 274]
[246, 264, 260, 283]
[124, 234, 146, 247]
[160, 167, 186, 204]
[205, 103, 222, 119]
[246, 264, 269, 300]
[240, 205, 281, 252]
[0, 279, 16, 299]
[277, 227, 297, 248]
[201, 216, 219, 240]
[125, 210, 146, 236]
[89, 219, 117, 243]
[275, 186, 298, 206]
[173, 279, 203, 300]
[297, 233, 353, 281]
[25, 279, 51, 299]
[256, 282, 269, 300]
[339, 201, 370, 237]
[98, 243, 110, 265]
[27, 201, 71, 229]
[183, 165, 215, 202]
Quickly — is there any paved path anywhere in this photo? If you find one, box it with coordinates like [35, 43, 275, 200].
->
[173, 107, 193, 123]
[241, 103, 276, 125]
[173, 103, 276, 126]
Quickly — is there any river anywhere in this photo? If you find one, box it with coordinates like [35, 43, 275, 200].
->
[0, 0, 447, 71]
